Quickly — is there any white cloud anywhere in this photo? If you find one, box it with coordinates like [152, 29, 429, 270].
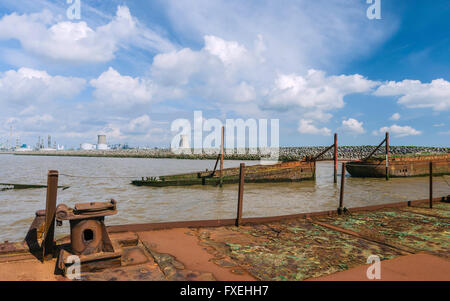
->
[204, 35, 248, 65]
[0, 6, 175, 63]
[390, 113, 401, 121]
[151, 35, 258, 103]
[90, 67, 155, 107]
[372, 125, 422, 138]
[298, 119, 331, 136]
[126, 115, 152, 134]
[342, 118, 365, 134]
[303, 110, 333, 123]
[266, 70, 378, 111]
[233, 82, 256, 102]
[0, 67, 85, 105]
[374, 79, 450, 111]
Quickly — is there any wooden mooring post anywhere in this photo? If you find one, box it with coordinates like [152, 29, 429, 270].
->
[236, 163, 245, 226]
[42, 170, 58, 261]
[385, 132, 390, 181]
[429, 162, 433, 209]
[334, 133, 338, 184]
[338, 163, 345, 214]
[219, 126, 224, 187]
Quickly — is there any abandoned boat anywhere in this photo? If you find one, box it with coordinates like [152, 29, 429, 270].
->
[346, 153, 450, 178]
[131, 160, 316, 187]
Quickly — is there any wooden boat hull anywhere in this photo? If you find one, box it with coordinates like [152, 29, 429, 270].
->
[132, 161, 316, 187]
[346, 154, 450, 178]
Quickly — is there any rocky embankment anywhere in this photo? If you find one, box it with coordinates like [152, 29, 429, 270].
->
[9, 146, 450, 161]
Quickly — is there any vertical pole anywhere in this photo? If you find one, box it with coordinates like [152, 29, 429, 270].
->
[42, 170, 58, 261]
[334, 133, 338, 184]
[429, 162, 433, 209]
[338, 163, 345, 214]
[236, 163, 245, 226]
[385, 132, 390, 181]
[220, 126, 224, 187]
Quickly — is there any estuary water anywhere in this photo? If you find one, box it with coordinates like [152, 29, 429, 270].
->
[0, 154, 449, 242]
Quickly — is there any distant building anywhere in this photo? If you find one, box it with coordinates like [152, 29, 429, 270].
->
[15, 144, 32, 152]
[80, 143, 96, 150]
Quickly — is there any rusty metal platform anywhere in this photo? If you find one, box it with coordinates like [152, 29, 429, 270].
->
[0, 200, 449, 281]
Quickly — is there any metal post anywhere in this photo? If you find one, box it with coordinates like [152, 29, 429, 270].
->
[334, 133, 338, 184]
[236, 163, 245, 226]
[220, 126, 224, 187]
[42, 170, 58, 261]
[338, 163, 345, 214]
[385, 132, 390, 181]
[429, 162, 433, 209]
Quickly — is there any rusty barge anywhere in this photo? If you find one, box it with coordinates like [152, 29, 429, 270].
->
[132, 160, 316, 187]
[346, 153, 450, 178]
[344, 133, 450, 178]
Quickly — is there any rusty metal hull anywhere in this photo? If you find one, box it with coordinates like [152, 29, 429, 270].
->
[346, 154, 450, 178]
[132, 160, 316, 187]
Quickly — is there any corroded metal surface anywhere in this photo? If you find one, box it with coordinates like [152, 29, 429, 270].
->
[346, 154, 450, 178]
[192, 220, 404, 281]
[132, 160, 315, 187]
[315, 206, 450, 258]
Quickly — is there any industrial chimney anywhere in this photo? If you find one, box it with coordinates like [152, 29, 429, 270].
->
[97, 135, 108, 150]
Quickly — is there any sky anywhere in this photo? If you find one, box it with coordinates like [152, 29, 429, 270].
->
[0, 0, 449, 148]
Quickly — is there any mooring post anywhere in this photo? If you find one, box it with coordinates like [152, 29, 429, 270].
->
[334, 133, 338, 184]
[42, 170, 59, 261]
[220, 126, 224, 187]
[338, 163, 345, 214]
[429, 162, 433, 209]
[236, 163, 245, 226]
[385, 132, 390, 181]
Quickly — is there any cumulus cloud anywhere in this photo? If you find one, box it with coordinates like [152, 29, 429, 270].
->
[374, 79, 450, 111]
[298, 119, 331, 136]
[0, 6, 175, 62]
[342, 118, 365, 134]
[204, 35, 248, 65]
[390, 113, 401, 120]
[0, 67, 85, 105]
[90, 67, 155, 107]
[151, 35, 258, 103]
[126, 115, 152, 134]
[266, 70, 378, 111]
[372, 125, 422, 138]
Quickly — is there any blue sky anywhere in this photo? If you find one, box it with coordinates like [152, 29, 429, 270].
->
[0, 0, 449, 148]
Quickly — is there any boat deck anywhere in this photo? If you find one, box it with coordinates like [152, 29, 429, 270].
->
[0, 200, 449, 281]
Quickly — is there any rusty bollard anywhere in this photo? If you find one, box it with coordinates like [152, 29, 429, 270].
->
[42, 170, 59, 261]
[429, 162, 433, 209]
[236, 163, 245, 226]
[334, 133, 338, 184]
[338, 163, 345, 215]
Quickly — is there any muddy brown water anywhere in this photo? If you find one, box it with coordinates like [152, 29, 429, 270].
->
[0, 154, 449, 242]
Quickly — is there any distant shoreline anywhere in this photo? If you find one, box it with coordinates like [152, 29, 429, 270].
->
[3, 146, 449, 161]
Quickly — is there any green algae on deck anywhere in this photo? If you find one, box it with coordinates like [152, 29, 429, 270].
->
[193, 219, 403, 281]
[401, 203, 450, 219]
[316, 203, 450, 258]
